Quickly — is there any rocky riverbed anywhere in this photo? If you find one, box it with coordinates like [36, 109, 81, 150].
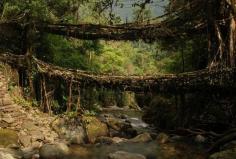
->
[0, 104, 209, 159]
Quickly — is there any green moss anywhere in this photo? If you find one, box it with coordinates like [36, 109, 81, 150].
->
[0, 129, 18, 147]
[82, 116, 108, 143]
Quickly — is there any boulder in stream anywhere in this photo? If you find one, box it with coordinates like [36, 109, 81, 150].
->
[95, 136, 127, 144]
[82, 116, 108, 143]
[39, 142, 69, 159]
[128, 132, 152, 143]
[156, 133, 169, 144]
[106, 117, 137, 138]
[51, 117, 86, 144]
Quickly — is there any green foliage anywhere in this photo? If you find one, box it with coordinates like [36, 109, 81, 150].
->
[11, 90, 37, 108]
[0, 0, 88, 23]
[0, 0, 210, 116]
[84, 110, 97, 116]
[65, 111, 79, 118]
[51, 100, 62, 114]
[133, 6, 152, 22]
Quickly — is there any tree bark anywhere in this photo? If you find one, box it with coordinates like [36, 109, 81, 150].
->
[66, 79, 73, 112]
[42, 75, 51, 115]
[26, 47, 35, 99]
[228, 0, 236, 67]
[76, 83, 83, 115]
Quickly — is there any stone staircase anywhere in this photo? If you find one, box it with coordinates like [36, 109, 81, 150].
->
[0, 71, 59, 147]
[0, 72, 27, 130]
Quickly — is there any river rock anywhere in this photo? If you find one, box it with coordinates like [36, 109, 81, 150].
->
[106, 117, 137, 138]
[39, 143, 69, 159]
[96, 136, 126, 144]
[209, 147, 236, 159]
[0, 152, 15, 159]
[1, 117, 14, 124]
[128, 132, 152, 143]
[22, 147, 39, 159]
[112, 137, 127, 144]
[222, 140, 236, 150]
[106, 117, 125, 131]
[30, 130, 45, 142]
[156, 133, 169, 144]
[51, 117, 86, 144]
[170, 135, 182, 141]
[82, 116, 108, 143]
[69, 127, 86, 145]
[194, 135, 206, 143]
[118, 114, 128, 119]
[123, 127, 137, 138]
[6, 144, 20, 150]
[95, 136, 114, 144]
[0, 148, 22, 159]
[51, 118, 65, 133]
[22, 121, 38, 131]
[108, 151, 146, 159]
[19, 135, 31, 147]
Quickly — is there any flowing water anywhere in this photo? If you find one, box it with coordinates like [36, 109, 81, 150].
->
[67, 107, 206, 159]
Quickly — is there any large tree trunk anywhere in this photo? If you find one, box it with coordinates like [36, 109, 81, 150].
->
[228, 1, 236, 67]
[208, 0, 236, 68]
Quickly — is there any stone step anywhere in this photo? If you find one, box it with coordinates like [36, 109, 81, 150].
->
[2, 110, 23, 116]
[0, 84, 6, 87]
[0, 97, 14, 106]
[0, 88, 8, 92]
[0, 106, 18, 113]
[0, 94, 7, 98]
[0, 107, 17, 112]
[14, 115, 27, 121]
[0, 86, 7, 89]
[0, 94, 11, 98]
[0, 85, 7, 89]
[9, 112, 26, 119]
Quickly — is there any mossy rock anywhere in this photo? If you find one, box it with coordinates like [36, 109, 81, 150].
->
[82, 116, 108, 143]
[0, 129, 18, 147]
[209, 148, 236, 159]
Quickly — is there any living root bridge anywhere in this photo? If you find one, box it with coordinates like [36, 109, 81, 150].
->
[37, 23, 174, 42]
[1, 53, 236, 93]
[0, 53, 27, 68]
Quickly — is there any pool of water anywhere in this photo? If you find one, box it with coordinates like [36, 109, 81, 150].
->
[68, 141, 206, 159]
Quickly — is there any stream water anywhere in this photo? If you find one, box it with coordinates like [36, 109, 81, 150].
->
[67, 107, 206, 159]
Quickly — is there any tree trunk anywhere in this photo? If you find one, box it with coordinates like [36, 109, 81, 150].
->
[207, 0, 236, 68]
[23, 23, 35, 99]
[76, 83, 83, 115]
[42, 75, 51, 115]
[228, 1, 236, 67]
[66, 79, 73, 112]
[26, 47, 35, 99]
